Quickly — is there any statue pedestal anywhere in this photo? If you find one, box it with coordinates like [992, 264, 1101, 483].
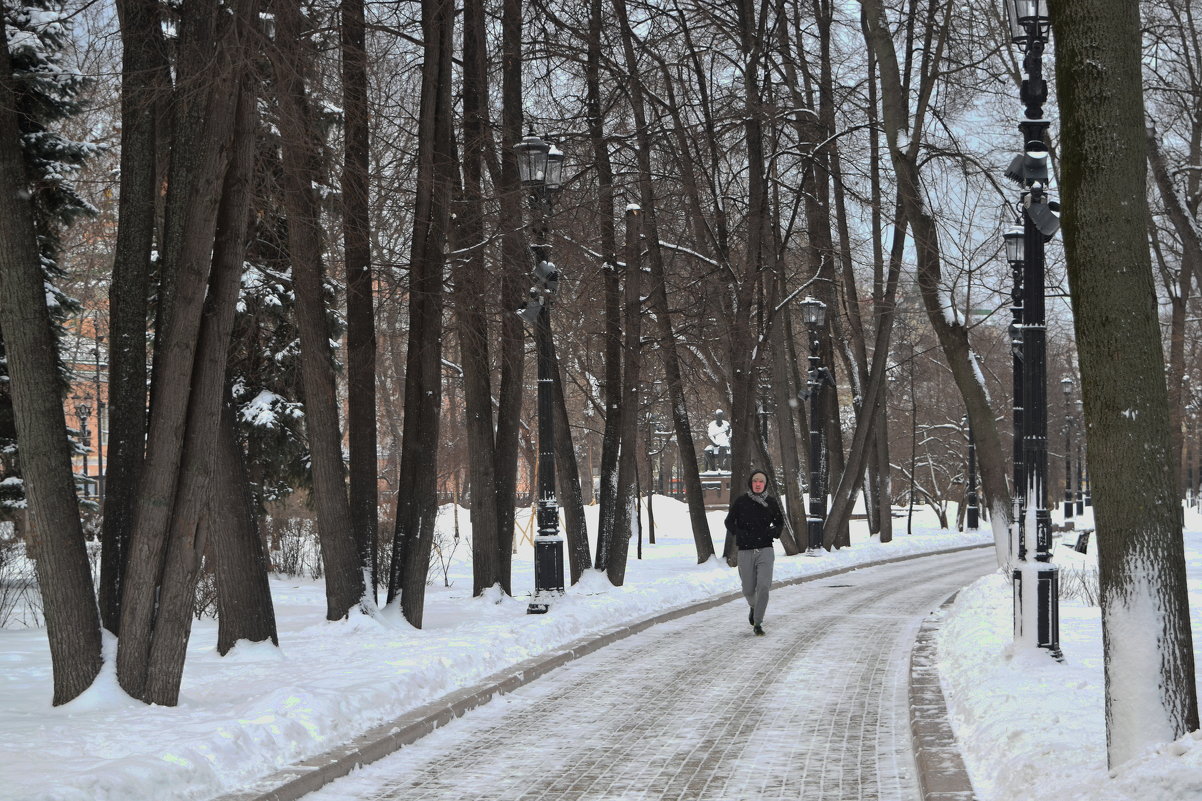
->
[698, 471, 732, 508]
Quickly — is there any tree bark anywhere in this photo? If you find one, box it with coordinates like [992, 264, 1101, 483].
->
[141, 38, 259, 704]
[213, 394, 277, 655]
[99, 0, 168, 635]
[551, 344, 591, 583]
[388, 0, 452, 627]
[341, 0, 378, 601]
[1053, 0, 1200, 766]
[117, 0, 240, 700]
[270, 0, 363, 621]
[492, 0, 526, 595]
[457, 0, 501, 596]
[0, 18, 102, 705]
[588, 0, 623, 576]
[608, 206, 643, 586]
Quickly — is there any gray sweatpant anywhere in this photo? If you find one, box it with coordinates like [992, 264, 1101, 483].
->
[738, 546, 775, 626]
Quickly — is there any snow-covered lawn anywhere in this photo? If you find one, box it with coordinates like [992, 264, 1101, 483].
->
[1, 497, 1200, 801]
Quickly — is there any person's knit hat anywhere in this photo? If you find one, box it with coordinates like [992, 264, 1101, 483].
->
[747, 470, 769, 491]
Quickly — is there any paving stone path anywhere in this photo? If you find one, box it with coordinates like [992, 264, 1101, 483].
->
[304, 548, 995, 801]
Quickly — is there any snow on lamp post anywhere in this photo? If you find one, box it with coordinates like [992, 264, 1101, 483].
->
[800, 297, 830, 553]
[1004, 0, 1061, 658]
[515, 129, 566, 614]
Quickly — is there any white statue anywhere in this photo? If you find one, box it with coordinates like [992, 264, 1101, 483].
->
[705, 409, 731, 472]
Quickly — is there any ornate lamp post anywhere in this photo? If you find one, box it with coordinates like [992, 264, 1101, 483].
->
[1004, 224, 1025, 559]
[1004, 0, 1060, 657]
[514, 129, 565, 614]
[800, 297, 830, 553]
[75, 401, 91, 498]
[1061, 377, 1074, 520]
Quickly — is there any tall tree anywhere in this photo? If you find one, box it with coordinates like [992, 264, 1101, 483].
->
[1053, 0, 1200, 766]
[116, 0, 242, 701]
[607, 205, 643, 585]
[341, 0, 378, 597]
[456, 0, 502, 596]
[98, 0, 168, 634]
[387, 0, 453, 626]
[0, 8, 101, 706]
[857, 0, 1011, 552]
[269, 0, 364, 620]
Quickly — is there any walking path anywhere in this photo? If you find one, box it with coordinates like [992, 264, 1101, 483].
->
[235, 548, 993, 801]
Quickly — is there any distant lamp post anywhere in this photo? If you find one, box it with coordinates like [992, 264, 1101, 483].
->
[800, 296, 830, 553]
[515, 129, 565, 614]
[964, 416, 980, 531]
[757, 376, 774, 447]
[75, 401, 92, 498]
[1004, 0, 1060, 658]
[1081, 407, 1092, 510]
[93, 338, 106, 503]
[1061, 377, 1075, 520]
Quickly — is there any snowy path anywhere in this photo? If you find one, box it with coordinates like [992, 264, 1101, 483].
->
[301, 548, 995, 801]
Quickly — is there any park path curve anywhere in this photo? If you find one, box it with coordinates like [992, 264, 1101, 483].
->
[295, 548, 994, 801]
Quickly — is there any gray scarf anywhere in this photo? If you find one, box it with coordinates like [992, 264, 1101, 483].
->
[747, 490, 770, 507]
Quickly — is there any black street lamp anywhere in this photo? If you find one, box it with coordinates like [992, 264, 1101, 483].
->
[1061, 377, 1074, 520]
[1004, 0, 1060, 658]
[800, 297, 831, 553]
[964, 416, 980, 531]
[93, 337, 105, 503]
[1005, 223, 1025, 557]
[75, 401, 91, 498]
[514, 129, 565, 614]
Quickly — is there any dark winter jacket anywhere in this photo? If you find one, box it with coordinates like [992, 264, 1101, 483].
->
[724, 492, 784, 550]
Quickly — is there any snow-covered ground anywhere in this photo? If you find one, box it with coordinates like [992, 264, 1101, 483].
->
[1, 497, 1200, 801]
[940, 502, 1202, 801]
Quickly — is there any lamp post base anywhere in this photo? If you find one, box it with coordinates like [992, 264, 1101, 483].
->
[1012, 559, 1062, 660]
[528, 536, 565, 614]
[806, 517, 824, 553]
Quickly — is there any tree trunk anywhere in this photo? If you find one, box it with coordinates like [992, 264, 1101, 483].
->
[611, 0, 713, 563]
[457, 0, 501, 596]
[492, 0, 526, 595]
[1147, 125, 1199, 496]
[1053, 0, 1200, 766]
[213, 394, 277, 655]
[117, 0, 239, 700]
[388, 0, 452, 627]
[0, 20, 102, 705]
[551, 344, 591, 583]
[341, 0, 378, 601]
[608, 206, 643, 586]
[859, 0, 1011, 551]
[141, 41, 259, 704]
[588, 0, 623, 575]
[99, 0, 168, 634]
[271, 0, 363, 621]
